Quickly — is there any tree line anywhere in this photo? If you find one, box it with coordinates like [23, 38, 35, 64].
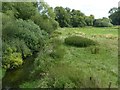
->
[54, 6, 113, 27]
[54, 6, 120, 27]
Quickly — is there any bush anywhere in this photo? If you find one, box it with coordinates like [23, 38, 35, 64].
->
[3, 52, 23, 69]
[49, 38, 66, 59]
[2, 18, 47, 69]
[65, 36, 97, 47]
[93, 18, 113, 27]
[3, 19, 46, 51]
[2, 42, 24, 69]
[50, 46, 65, 59]
[9, 39, 32, 58]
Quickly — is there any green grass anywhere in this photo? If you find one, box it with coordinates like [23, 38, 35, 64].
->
[20, 27, 118, 88]
[59, 27, 118, 36]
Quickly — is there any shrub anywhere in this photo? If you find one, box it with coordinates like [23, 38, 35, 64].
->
[9, 39, 32, 58]
[3, 19, 46, 52]
[2, 42, 24, 69]
[65, 36, 97, 47]
[49, 38, 66, 59]
[3, 52, 23, 69]
[50, 46, 65, 59]
[93, 18, 113, 27]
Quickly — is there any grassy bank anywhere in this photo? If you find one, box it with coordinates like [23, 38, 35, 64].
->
[20, 27, 118, 88]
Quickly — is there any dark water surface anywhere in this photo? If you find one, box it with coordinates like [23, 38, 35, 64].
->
[2, 54, 38, 89]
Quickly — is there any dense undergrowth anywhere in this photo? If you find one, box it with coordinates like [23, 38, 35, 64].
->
[2, 2, 58, 70]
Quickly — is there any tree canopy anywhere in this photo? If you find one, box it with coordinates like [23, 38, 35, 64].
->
[109, 7, 120, 25]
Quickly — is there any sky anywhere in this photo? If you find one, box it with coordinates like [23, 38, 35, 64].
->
[44, 0, 119, 19]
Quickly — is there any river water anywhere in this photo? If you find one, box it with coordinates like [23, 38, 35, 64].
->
[2, 54, 38, 89]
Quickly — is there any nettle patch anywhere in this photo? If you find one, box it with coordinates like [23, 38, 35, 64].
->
[64, 36, 97, 47]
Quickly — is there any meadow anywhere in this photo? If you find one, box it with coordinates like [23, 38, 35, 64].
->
[20, 27, 118, 88]
[2, 2, 119, 89]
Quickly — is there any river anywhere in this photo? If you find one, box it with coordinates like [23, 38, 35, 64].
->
[2, 53, 38, 89]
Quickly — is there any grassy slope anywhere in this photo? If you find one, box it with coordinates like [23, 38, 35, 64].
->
[50, 27, 118, 88]
[21, 27, 118, 88]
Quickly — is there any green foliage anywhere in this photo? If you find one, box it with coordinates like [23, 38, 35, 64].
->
[54, 7, 96, 27]
[38, 1, 55, 19]
[2, 1, 58, 71]
[2, 12, 15, 27]
[14, 2, 36, 20]
[50, 47, 65, 59]
[50, 30, 62, 38]
[85, 15, 94, 26]
[109, 7, 120, 25]
[31, 13, 59, 33]
[20, 73, 76, 88]
[2, 3, 15, 13]
[93, 18, 113, 27]
[2, 13, 46, 70]
[54, 7, 88, 27]
[2, 1, 118, 88]
[3, 19, 45, 51]
[20, 27, 118, 88]
[32, 38, 65, 75]
[49, 38, 66, 59]
[2, 2, 37, 20]
[52, 76, 76, 88]
[2, 41, 26, 69]
[31, 1, 59, 33]
[70, 9, 86, 27]
[65, 36, 97, 47]
[54, 6, 71, 27]
[4, 39, 32, 58]
[3, 48, 23, 69]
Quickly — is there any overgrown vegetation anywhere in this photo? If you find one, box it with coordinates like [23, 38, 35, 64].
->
[2, 2, 58, 70]
[65, 36, 97, 47]
[20, 27, 118, 88]
[2, 1, 118, 89]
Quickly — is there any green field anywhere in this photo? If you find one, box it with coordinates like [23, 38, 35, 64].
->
[20, 27, 118, 88]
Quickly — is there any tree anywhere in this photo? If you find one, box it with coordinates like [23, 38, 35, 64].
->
[109, 7, 120, 25]
[54, 6, 71, 27]
[70, 9, 86, 27]
[2, 2, 37, 20]
[31, 1, 58, 33]
[14, 2, 36, 20]
[38, 1, 55, 19]
[85, 15, 94, 26]
[93, 17, 113, 27]
[109, 7, 118, 15]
